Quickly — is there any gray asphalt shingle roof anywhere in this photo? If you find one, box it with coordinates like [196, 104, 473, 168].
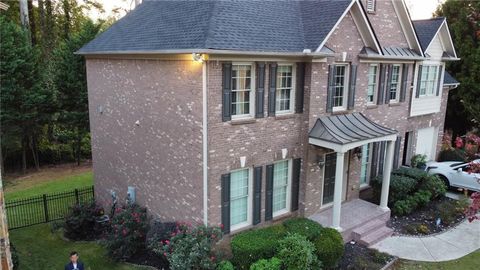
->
[412, 17, 445, 52]
[78, 0, 352, 54]
[443, 71, 459, 85]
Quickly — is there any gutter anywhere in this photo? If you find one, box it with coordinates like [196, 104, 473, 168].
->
[358, 54, 425, 61]
[202, 61, 208, 226]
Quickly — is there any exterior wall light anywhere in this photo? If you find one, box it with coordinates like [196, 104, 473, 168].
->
[192, 53, 204, 62]
[317, 155, 325, 168]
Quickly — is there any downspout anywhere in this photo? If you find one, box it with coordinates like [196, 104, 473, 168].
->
[202, 61, 208, 225]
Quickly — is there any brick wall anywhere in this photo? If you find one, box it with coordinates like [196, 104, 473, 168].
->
[86, 59, 204, 222]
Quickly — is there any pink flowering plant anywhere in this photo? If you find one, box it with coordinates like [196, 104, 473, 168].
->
[104, 203, 149, 261]
[465, 162, 480, 222]
[151, 222, 223, 270]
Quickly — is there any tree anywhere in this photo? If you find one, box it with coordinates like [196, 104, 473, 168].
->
[435, 1, 480, 134]
[52, 19, 100, 165]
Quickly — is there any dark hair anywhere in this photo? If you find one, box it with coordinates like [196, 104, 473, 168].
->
[70, 251, 78, 257]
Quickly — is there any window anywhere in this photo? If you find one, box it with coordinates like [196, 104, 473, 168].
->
[231, 64, 255, 118]
[419, 65, 438, 96]
[273, 160, 291, 216]
[230, 168, 251, 229]
[389, 65, 402, 102]
[366, 0, 376, 12]
[360, 144, 372, 186]
[333, 65, 349, 110]
[367, 64, 378, 104]
[276, 64, 295, 114]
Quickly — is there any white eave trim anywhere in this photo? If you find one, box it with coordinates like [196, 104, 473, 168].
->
[424, 20, 458, 59]
[393, 0, 425, 57]
[309, 134, 398, 153]
[358, 54, 425, 61]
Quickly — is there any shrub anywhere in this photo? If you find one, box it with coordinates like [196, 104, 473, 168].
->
[392, 167, 428, 180]
[371, 174, 417, 205]
[217, 260, 235, 270]
[276, 233, 320, 270]
[437, 199, 466, 225]
[104, 204, 149, 261]
[411, 154, 427, 169]
[417, 224, 430, 234]
[312, 228, 344, 269]
[147, 220, 177, 243]
[438, 149, 466, 162]
[249, 257, 282, 270]
[64, 202, 104, 240]
[417, 175, 446, 199]
[151, 222, 223, 270]
[283, 218, 324, 241]
[392, 190, 432, 215]
[231, 225, 286, 269]
[11, 242, 19, 270]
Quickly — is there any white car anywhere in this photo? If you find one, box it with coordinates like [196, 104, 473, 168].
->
[426, 159, 480, 191]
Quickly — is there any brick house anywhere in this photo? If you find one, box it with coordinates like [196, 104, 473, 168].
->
[78, 0, 459, 244]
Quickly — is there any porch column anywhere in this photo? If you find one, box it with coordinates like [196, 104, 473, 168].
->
[332, 151, 345, 230]
[380, 140, 395, 210]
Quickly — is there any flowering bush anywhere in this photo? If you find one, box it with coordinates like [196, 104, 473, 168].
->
[466, 192, 480, 222]
[104, 204, 149, 261]
[64, 202, 104, 240]
[151, 222, 223, 270]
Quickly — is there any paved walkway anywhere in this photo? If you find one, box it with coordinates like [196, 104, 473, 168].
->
[371, 220, 480, 262]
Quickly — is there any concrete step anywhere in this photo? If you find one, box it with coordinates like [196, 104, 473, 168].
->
[358, 226, 393, 246]
[352, 219, 386, 240]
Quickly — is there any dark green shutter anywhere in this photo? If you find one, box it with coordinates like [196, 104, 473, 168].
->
[400, 64, 408, 102]
[393, 136, 402, 169]
[268, 63, 277, 116]
[347, 65, 357, 110]
[384, 64, 393, 104]
[370, 142, 379, 179]
[378, 142, 386, 175]
[265, 164, 274, 221]
[436, 66, 443, 96]
[256, 62, 266, 118]
[295, 63, 306, 113]
[222, 63, 232, 121]
[291, 158, 301, 211]
[377, 64, 386, 105]
[415, 65, 423, 98]
[326, 65, 336, 112]
[221, 174, 231, 233]
[253, 166, 262, 225]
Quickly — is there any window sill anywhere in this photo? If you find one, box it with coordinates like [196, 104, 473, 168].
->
[366, 104, 378, 109]
[275, 113, 296, 120]
[230, 118, 256, 125]
[229, 222, 253, 234]
[360, 184, 371, 191]
[331, 109, 350, 115]
[388, 102, 401, 107]
[272, 210, 293, 222]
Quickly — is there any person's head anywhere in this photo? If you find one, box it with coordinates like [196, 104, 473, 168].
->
[69, 251, 79, 263]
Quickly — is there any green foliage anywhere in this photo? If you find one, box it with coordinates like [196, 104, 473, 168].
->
[436, 198, 468, 225]
[411, 154, 428, 169]
[417, 224, 430, 235]
[104, 204, 149, 261]
[276, 233, 320, 270]
[11, 242, 20, 270]
[249, 257, 282, 270]
[312, 228, 344, 269]
[231, 225, 286, 269]
[217, 260, 235, 270]
[438, 149, 466, 162]
[371, 174, 418, 205]
[151, 223, 223, 270]
[393, 190, 432, 215]
[64, 202, 104, 240]
[392, 167, 428, 179]
[283, 218, 324, 241]
[417, 175, 447, 199]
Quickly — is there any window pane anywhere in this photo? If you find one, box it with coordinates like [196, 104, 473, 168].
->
[231, 65, 252, 116]
[273, 161, 289, 213]
[367, 65, 377, 103]
[276, 65, 293, 112]
[389, 65, 400, 101]
[333, 65, 346, 108]
[230, 169, 249, 226]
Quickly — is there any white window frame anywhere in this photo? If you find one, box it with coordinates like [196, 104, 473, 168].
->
[366, 0, 376, 13]
[275, 63, 296, 115]
[366, 64, 378, 105]
[360, 143, 373, 188]
[229, 167, 253, 232]
[389, 64, 402, 103]
[418, 65, 438, 97]
[332, 64, 350, 112]
[231, 62, 256, 120]
[272, 159, 292, 217]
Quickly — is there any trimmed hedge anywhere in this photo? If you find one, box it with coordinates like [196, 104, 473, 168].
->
[231, 225, 286, 269]
[249, 257, 282, 270]
[392, 167, 428, 180]
[283, 218, 324, 241]
[217, 260, 235, 270]
[313, 228, 344, 269]
[371, 175, 418, 204]
[276, 233, 320, 270]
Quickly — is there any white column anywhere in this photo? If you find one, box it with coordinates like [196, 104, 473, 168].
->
[380, 140, 395, 210]
[332, 151, 345, 230]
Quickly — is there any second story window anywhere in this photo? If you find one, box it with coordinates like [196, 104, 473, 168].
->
[231, 64, 255, 118]
[367, 64, 378, 104]
[333, 65, 349, 110]
[366, 0, 376, 13]
[276, 64, 295, 114]
[389, 64, 402, 102]
[419, 65, 438, 96]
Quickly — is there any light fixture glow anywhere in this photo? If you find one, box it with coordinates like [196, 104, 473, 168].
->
[192, 53, 204, 62]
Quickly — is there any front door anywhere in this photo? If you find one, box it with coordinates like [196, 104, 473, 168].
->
[322, 152, 336, 205]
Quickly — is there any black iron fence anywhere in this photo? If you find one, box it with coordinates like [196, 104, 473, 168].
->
[5, 186, 95, 229]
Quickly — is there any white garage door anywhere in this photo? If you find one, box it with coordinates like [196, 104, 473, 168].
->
[416, 127, 438, 160]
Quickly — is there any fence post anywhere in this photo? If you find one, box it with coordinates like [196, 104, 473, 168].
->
[75, 189, 79, 205]
[43, 194, 49, 222]
[91, 185, 95, 199]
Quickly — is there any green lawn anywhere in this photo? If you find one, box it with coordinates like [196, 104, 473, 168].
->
[5, 171, 93, 201]
[10, 224, 146, 270]
[394, 250, 480, 270]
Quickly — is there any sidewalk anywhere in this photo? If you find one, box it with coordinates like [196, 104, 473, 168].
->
[371, 219, 480, 262]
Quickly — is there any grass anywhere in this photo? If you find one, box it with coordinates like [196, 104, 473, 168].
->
[4, 171, 93, 201]
[10, 224, 146, 270]
[394, 249, 480, 270]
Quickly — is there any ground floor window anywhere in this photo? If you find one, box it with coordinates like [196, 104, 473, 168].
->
[230, 168, 251, 228]
[273, 160, 291, 216]
[360, 143, 372, 186]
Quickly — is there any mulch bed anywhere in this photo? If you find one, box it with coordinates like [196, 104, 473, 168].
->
[388, 196, 466, 236]
[336, 242, 394, 270]
[127, 249, 169, 270]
